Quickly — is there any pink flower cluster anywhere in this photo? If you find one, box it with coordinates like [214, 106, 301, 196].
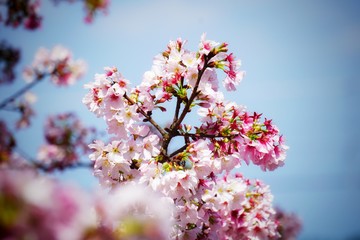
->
[53, 0, 109, 23]
[83, 34, 293, 239]
[0, 120, 16, 165]
[1, 0, 42, 30]
[274, 207, 302, 240]
[23, 45, 87, 86]
[200, 174, 279, 239]
[0, 121, 34, 170]
[0, 170, 95, 239]
[37, 112, 96, 171]
[0, 41, 21, 85]
[15, 92, 37, 129]
[83, 0, 109, 23]
[197, 106, 288, 171]
[0, 170, 172, 239]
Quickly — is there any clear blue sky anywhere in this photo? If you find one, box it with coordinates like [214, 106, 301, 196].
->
[1, 1, 360, 239]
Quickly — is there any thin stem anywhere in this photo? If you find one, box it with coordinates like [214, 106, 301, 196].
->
[31, 160, 93, 172]
[173, 97, 181, 123]
[171, 53, 215, 133]
[0, 74, 45, 110]
[160, 55, 212, 158]
[7, 146, 93, 172]
[178, 131, 244, 139]
[123, 93, 168, 138]
[172, 76, 185, 125]
[169, 144, 187, 158]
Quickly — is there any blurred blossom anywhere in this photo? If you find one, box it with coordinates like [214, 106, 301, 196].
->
[96, 183, 174, 240]
[0, 121, 16, 165]
[83, 0, 109, 23]
[0, 41, 21, 85]
[15, 91, 37, 129]
[275, 207, 302, 240]
[23, 45, 87, 86]
[0, 121, 33, 170]
[52, 0, 109, 23]
[0, 0, 42, 30]
[36, 112, 97, 171]
[0, 152, 33, 171]
[37, 144, 66, 163]
[0, 170, 97, 239]
[0, 170, 174, 239]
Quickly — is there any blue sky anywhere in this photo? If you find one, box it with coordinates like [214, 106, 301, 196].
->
[1, 0, 360, 239]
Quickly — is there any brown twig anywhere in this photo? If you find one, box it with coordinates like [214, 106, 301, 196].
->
[0, 73, 46, 109]
[123, 92, 168, 138]
[160, 54, 213, 158]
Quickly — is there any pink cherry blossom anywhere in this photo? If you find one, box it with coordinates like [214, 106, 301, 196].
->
[142, 134, 161, 160]
[96, 182, 174, 240]
[83, 35, 295, 239]
[35, 112, 97, 171]
[2, 0, 42, 30]
[274, 207, 302, 240]
[24, 45, 87, 86]
[14, 92, 37, 129]
[0, 170, 97, 239]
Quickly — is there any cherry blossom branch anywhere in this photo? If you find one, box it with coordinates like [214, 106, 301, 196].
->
[0, 73, 45, 109]
[176, 131, 244, 140]
[166, 131, 245, 159]
[161, 54, 213, 158]
[173, 97, 181, 123]
[33, 161, 94, 172]
[171, 55, 212, 132]
[123, 92, 168, 138]
[173, 75, 186, 123]
[8, 145, 94, 172]
[169, 144, 187, 158]
[5, 159, 93, 172]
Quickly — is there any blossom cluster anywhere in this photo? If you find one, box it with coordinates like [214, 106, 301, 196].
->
[274, 207, 302, 240]
[0, 120, 16, 165]
[0, 170, 172, 239]
[53, 0, 109, 23]
[23, 45, 87, 86]
[0, 0, 109, 31]
[197, 107, 288, 171]
[14, 92, 37, 129]
[0, 41, 21, 85]
[82, 0, 109, 23]
[83, 34, 292, 239]
[0, 89, 37, 130]
[0, 121, 34, 170]
[0, 170, 94, 239]
[0, 0, 42, 30]
[0, 45, 86, 133]
[0, 112, 96, 172]
[36, 112, 97, 171]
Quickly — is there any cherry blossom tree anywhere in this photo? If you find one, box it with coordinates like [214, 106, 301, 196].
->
[0, 1, 301, 239]
[82, 34, 300, 239]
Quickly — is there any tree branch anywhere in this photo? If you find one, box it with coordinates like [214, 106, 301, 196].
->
[178, 131, 244, 140]
[157, 54, 218, 159]
[169, 144, 187, 158]
[123, 93, 168, 138]
[170, 57, 210, 132]
[0, 74, 45, 110]
[173, 96, 181, 123]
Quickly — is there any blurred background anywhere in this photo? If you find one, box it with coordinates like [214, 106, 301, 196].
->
[1, 0, 359, 239]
